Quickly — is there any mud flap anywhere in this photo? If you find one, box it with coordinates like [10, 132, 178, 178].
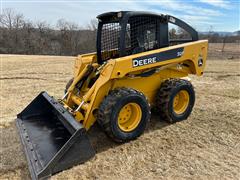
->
[16, 92, 95, 180]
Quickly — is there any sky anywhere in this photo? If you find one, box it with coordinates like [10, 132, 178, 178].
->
[1, 0, 239, 32]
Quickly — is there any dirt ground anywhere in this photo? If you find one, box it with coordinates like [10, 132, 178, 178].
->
[0, 44, 240, 179]
[208, 43, 240, 60]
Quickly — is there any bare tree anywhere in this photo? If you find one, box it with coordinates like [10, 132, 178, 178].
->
[169, 28, 177, 39]
[0, 8, 24, 29]
[22, 20, 37, 54]
[0, 9, 26, 53]
[177, 27, 191, 39]
[221, 36, 226, 52]
[87, 19, 98, 31]
[36, 21, 50, 34]
[56, 19, 80, 55]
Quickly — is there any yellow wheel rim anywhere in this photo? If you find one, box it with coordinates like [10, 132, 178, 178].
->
[118, 103, 142, 132]
[173, 90, 190, 115]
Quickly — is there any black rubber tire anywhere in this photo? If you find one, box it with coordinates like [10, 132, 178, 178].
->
[64, 78, 74, 94]
[97, 88, 151, 143]
[156, 79, 195, 123]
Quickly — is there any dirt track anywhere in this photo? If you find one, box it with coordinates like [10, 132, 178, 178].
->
[0, 54, 240, 179]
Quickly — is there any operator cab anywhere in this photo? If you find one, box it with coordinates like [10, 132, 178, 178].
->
[96, 11, 198, 64]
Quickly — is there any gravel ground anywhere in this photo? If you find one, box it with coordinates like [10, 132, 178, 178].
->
[0, 54, 239, 180]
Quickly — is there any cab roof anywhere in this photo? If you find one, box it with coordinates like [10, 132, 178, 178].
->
[97, 11, 166, 22]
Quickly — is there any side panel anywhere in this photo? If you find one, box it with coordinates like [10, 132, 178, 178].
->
[111, 40, 208, 78]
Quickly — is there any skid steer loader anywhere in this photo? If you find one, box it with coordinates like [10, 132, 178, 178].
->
[16, 11, 208, 179]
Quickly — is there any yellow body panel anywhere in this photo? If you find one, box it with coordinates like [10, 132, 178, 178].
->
[64, 40, 208, 130]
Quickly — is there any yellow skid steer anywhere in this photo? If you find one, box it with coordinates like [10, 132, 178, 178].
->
[16, 11, 208, 179]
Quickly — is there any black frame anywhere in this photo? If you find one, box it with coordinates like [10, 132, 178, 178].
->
[96, 11, 199, 64]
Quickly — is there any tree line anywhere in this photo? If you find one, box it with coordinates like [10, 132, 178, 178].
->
[0, 9, 239, 56]
[0, 9, 97, 55]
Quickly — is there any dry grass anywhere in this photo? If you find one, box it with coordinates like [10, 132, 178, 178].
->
[0, 48, 240, 179]
[0, 54, 75, 126]
[208, 43, 240, 60]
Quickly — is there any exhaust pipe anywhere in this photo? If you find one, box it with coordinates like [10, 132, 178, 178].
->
[16, 92, 95, 180]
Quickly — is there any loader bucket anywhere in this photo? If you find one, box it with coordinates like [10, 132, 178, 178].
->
[16, 92, 95, 180]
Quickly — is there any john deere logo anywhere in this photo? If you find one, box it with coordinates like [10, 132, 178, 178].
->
[132, 47, 184, 68]
[133, 57, 157, 67]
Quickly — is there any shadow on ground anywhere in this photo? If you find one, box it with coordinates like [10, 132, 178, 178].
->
[88, 113, 170, 154]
